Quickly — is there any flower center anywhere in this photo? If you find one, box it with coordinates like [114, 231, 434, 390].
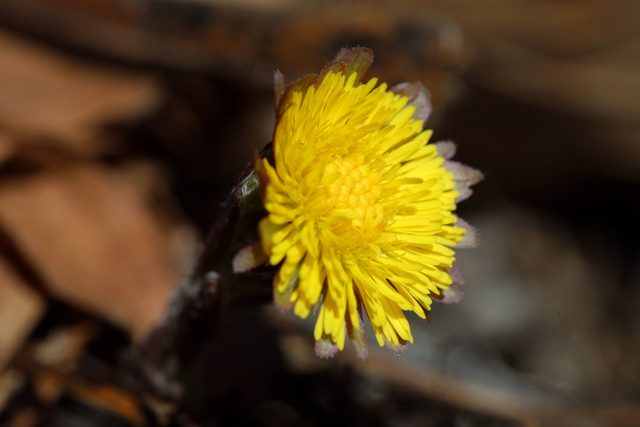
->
[323, 153, 384, 232]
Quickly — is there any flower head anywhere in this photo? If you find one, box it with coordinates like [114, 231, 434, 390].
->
[257, 48, 481, 358]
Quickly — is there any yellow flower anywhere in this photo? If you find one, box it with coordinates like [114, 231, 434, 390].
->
[258, 48, 480, 358]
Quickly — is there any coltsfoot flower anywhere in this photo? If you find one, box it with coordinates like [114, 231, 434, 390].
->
[257, 48, 481, 359]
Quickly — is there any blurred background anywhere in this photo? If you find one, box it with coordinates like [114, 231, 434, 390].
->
[0, 0, 639, 426]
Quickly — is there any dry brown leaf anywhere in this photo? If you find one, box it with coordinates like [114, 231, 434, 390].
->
[0, 258, 45, 369]
[0, 29, 163, 154]
[0, 166, 183, 339]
